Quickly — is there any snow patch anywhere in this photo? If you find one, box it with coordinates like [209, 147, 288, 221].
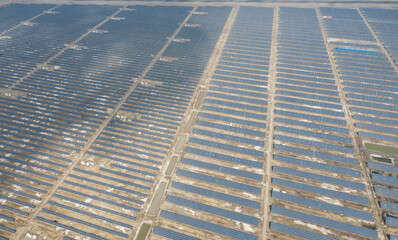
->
[80, 161, 94, 167]
[13, 185, 22, 191]
[320, 183, 339, 191]
[294, 220, 332, 235]
[30, 199, 41, 205]
[26, 233, 37, 239]
[242, 223, 255, 233]
[243, 192, 256, 199]
[317, 196, 343, 206]
[235, 206, 242, 213]
[115, 225, 129, 234]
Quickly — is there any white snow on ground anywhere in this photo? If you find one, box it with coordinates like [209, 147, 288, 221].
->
[30, 199, 41, 205]
[316, 196, 343, 206]
[25, 233, 37, 239]
[243, 192, 256, 199]
[242, 223, 255, 233]
[294, 220, 332, 235]
[320, 183, 339, 191]
[321, 183, 358, 194]
[121, 208, 134, 216]
[84, 198, 93, 203]
[235, 206, 242, 213]
[13, 184, 22, 191]
[114, 225, 129, 234]
[76, 236, 91, 240]
[80, 161, 94, 167]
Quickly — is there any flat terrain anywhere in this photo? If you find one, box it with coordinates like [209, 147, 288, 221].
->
[0, 2, 397, 240]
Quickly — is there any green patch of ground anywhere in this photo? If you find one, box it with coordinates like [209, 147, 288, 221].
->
[373, 156, 392, 164]
[136, 223, 151, 240]
[365, 143, 398, 155]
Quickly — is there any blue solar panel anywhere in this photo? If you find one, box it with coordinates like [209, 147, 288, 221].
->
[177, 169, 261, 194]
[277, 89, 340, 103]
[166, 195, 259, 225]
[274, 154, 360, 177]
[272, 191, 373, 220]
[277, 96, 342, 109]
[273, 165, 364, 190]
[375, 186, 398, 198]
[368, 161, 398, 173]
[181, 158, 262, 181]
[347, 92, 398, 104]
[160, 210, 258, 240]
[48, 201, 133, 229]
[41, 208, 129, 238]
[272, 178, 368, 204]
[205, 98, 267, 112]
[275, 125, 351, 143]
[172, 182, 260, 209]
[381, 201, 398, 212]
[190, 137, 264, 157]
[271, 206, 377, 238]
[185, 147, 263, 168]
[153, 227, 200, 240]
[37, 216, 107, 240]
[193, 128, 264, 146]
[372, 173, 398, 185]
[274, 144, 358, 165]
[207, 90, 268, 104]
[275, 134, 354, 153]
[270, 221, 339, 240]
[359, 131, 398, 143]
[391, 235, 398, 240]
[196, 119, 265, 137]
[275, 117, 349, 134]
[276, 102, 344, 117]
[386, 216, 398, 227]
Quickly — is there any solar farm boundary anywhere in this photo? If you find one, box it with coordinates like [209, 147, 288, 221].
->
[0, 4, 61, 37]
[11, 6, 128, 239]
[316, 7, 387, 240]
[261, 6, 279, 240]
[137, 6, 240, 239]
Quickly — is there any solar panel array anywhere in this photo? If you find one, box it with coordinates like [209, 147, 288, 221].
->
[361, 8, 398, 64]
[68, 6, 232, 239]
[0, 4, 196, 239]
[0, 3, 398, 240]
[268, 7, 378, 240]
[0, 4, 55, 33]
[320, 7, 398, 240]
[152, 6, 272, 240]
